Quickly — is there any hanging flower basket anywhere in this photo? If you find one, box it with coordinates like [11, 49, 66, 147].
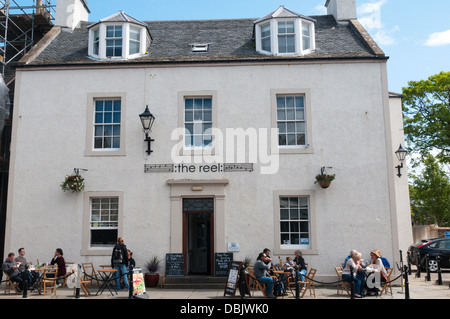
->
[314, 174, 335, 189]
[61, 173, 85, 193]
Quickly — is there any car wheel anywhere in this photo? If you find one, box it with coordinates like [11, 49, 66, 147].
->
[428, 259, 438, 272]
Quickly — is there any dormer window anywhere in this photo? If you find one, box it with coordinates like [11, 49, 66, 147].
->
[255, 6, 316, 56]
[88, 11, 151, 61]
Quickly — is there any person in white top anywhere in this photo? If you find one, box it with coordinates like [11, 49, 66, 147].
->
[370, 250, 388, 279]
[341, 250, 365, 298]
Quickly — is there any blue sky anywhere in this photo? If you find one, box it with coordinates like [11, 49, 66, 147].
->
[86, 0, 450, 93]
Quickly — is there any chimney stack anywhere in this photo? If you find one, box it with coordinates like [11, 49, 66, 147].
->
[55, 0, 90, 30]
[325, 0, 357, 22]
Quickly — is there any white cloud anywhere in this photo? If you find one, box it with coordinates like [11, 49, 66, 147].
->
[374, 30, 396, 46]
[357, 0, 387, 30]
[358, 0, 387, 15]
[424, 30, 450, 47]
[357, 0, 398, 46]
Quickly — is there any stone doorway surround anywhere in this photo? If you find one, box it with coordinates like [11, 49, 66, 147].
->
[167, 179, 229, 255]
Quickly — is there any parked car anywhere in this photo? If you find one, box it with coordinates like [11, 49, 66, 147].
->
[408, 238, 450, 272]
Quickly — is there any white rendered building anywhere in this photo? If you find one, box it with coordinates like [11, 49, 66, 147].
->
[5, 0, 412, 281]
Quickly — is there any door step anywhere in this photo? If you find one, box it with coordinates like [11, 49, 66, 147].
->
[162, 276, 227, 289]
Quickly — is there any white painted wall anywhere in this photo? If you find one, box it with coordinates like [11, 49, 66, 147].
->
[6, 60, 411, 278]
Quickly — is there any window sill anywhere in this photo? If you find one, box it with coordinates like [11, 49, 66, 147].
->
[85, 149, 126, 157]
[276, 146, 314, 154]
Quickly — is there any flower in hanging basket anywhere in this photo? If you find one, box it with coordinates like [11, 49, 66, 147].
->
[314, 174, 336, 183]
[314, 174, 335, 188]
[61, 174, 85, 192]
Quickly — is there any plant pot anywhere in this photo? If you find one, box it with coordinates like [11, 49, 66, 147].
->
[318, 180, 331, 189]
[144, 273, 160, 287]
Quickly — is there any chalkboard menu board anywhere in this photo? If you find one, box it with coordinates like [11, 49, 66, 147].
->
[165, 253, 185, 277]
[214, 253, 233, 277]
[224, 261, 242, 297]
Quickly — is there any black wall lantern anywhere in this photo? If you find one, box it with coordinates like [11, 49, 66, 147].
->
[395, 144, 407, 177]
[139, 105, 155, 155]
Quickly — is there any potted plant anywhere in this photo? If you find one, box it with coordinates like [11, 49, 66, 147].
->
[61, 173, 85, 192]
[144, 255, 161, 287]
[314, 173, 335, 189]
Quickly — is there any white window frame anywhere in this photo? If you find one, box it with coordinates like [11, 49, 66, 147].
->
[176, 91, 218, 157]
[85, 93, 127, 157]
[271, 88, 314, 154]
[255, 18, 315, 56]
[260, 23, 271, 53]
[82, 191, 124, 256]
[105, 25, 123, 58]
[277, 20, 296, 54]
[273, 190, 318, 256]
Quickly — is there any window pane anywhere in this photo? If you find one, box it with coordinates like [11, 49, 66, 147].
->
[290, 209, 299, 220]
[278, 123, 286, 133]
[185, 110, 193, 122]
[130, 41, 140, 55]
[262, 38, 271, 51]
[280, 209, 289, 220]
[280, 197, 289, 208]
[278, 36, 287, 53]
[261, 24, 271, 37]
[278, 134, 286, 146]
[287, 36, 295, 52]
[130, 27, 140, 41]
[277, 110, 286, 121]
[303, 36, 311, 50]
[297, 134, 306, 145]
[203, 98, 212, 109]
[185, 99, 194, 109]
[203, 110, 212, 122]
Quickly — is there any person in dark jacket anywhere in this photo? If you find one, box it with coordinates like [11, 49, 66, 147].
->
[2, 252, 33, 290]
[111, 237, 129, 291]
[50, 248, 66, 287]
[293, 250, 307, 281]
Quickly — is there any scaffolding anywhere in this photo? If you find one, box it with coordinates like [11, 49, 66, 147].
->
[0, 0, 55, 83]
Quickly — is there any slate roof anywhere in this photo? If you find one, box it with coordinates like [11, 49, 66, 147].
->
[22, 14, 386, 67]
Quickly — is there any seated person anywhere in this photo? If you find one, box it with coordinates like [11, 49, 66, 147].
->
[254, 252, 276, 298]
[343, 249, 357, 268]
[293, 250, 308, 281]
[341, 251, 365, 298]
[376, 249, 391, 269]
[283, 257, 295, 271]
[370, 250, 388, 280]
[49, 248, 66, 287]
[2, 252, 33, 291]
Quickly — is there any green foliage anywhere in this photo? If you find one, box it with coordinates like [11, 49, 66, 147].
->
[409, 155, 450, 226]
[402, 71, 450, 166]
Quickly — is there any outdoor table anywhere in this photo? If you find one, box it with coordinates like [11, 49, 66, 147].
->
[96, 269, 117, 296]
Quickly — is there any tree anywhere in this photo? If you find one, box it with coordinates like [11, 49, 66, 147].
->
[409, 155, 450, 226]
[402, 71, 450, 166]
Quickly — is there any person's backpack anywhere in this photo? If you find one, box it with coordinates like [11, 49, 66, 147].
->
[273, 280, 285, 297]
[112, 245, 124, 264]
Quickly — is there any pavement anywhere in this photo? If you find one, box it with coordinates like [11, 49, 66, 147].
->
[0, 270, 448, 300]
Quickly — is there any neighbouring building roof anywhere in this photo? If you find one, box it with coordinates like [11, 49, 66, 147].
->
[19, 14, 386, 67]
